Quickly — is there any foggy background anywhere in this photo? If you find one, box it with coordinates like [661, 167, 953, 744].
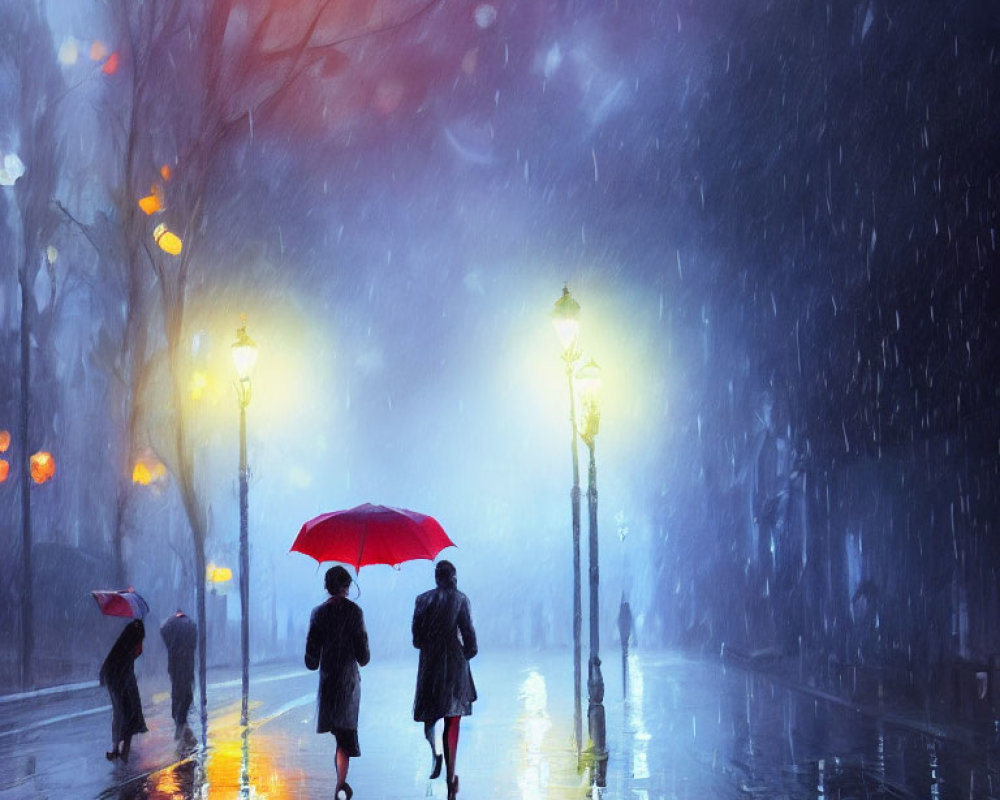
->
[1, 0, 999, 695]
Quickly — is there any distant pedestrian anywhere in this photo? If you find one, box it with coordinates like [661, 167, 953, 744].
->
[305, 566, 370, 800]
[618, 595, 634, 697]
[99, 619, 147, 763]
[412, 560, 478, 800]
[160, 609, 197, 739]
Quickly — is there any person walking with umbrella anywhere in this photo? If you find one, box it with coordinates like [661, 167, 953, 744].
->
[160, 609, 197, 740]
[412, 560, 478, 800]
[305, 566, 370, 800]
[99, 619, 148, 762]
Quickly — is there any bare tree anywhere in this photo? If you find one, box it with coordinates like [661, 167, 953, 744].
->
[98, 0, 439, 728]
[0, 0, 66, 689]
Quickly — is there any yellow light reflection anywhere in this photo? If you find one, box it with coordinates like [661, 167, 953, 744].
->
[517, 670, 552, 800]
[200, 708, 299, 799]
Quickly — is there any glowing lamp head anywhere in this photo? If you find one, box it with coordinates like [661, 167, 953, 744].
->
[231, 320, 258, 382]
[30, 451, 55, 484]
[232, 316, 258, 408]
[551, 284, 581, 358]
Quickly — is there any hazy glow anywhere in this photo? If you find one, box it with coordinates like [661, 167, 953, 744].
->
[0, 430, 9, 452]
[57, 37, 79, 65]
[0, 460, 8, 483]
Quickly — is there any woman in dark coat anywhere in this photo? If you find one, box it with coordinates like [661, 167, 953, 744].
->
[412, 560, 477, 800]
[99, 619, 148, 762]
[305, 565, 370, 800]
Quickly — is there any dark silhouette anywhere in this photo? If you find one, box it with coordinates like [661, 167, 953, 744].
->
[160, 609, 197, 739]
[99, 619, 147, 762]
[618, 595, 633, 697]
[305, 566, 370, 800]
[412, 560, 478, 800]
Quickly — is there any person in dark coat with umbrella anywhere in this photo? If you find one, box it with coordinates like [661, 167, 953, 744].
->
[160, 609, 197, 739]
[305, 565, 370, 800]
[99, 619, 148, 762]
[412, 560, 477, 800]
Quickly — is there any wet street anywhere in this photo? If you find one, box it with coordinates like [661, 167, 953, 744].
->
[2, 649, 999, 799]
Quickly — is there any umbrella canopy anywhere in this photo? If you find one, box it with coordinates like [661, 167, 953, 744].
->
[291, 503, 455, 572]
[91, 588, 150, 619]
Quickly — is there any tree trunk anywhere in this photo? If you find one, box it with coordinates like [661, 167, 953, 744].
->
[18, 257, 33, 690]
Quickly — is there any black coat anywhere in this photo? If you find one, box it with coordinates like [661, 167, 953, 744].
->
[411, 586, 478, 722]
[305, 596, 370, 732]
[99, 620, 148, 740]
[160, 612, 197, 686]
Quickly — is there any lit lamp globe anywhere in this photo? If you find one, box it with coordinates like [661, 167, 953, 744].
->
[552, 285, 581, 359]
[231, 321, 258, 405]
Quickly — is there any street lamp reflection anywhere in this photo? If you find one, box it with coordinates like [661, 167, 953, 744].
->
[517, 670, 552, 800]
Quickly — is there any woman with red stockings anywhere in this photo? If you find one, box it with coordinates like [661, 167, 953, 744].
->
[412, 560, 478, 800]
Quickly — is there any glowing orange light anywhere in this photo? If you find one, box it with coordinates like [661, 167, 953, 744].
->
[153, 223, 182, 255]
[137, 184, 162, 215]
[30, 452, 55, 484]
[0, 430, 9, 452]
[89, 40, 108, 61]
[0, 460, 8, 483]
[160, 164, 172, 181]
[102, 51, 119, 75]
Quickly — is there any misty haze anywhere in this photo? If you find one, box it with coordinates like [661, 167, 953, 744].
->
[2, 1, 999, 798]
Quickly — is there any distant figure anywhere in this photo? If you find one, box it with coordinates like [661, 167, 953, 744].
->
[160, 609, 197, 739]
[618, 595, 634, 697]
[305, 566, 370, 800]
[99, 619, 148, 762]
[412, 560, 478, 800]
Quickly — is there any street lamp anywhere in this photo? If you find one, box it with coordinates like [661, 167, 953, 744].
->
[232, 316, 258, 728]
[576, 357, 607, 785]
[551, 285, 583, 755]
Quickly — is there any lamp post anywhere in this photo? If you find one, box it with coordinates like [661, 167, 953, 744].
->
[577, 357, 607, 785]
[231, 316, 258, 728]
[551, 285, 583, 755]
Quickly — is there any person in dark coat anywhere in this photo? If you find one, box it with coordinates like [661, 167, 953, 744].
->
[412, 560, 477, 800]
[99, 619, 148, 762]
[160, 609, 197, 739]
[305, 565, 370, 800]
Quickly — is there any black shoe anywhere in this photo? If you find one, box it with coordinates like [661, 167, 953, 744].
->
[335, 781, 353, 800]
[430, 753, 443, 779]
[448, 775, 459, 800]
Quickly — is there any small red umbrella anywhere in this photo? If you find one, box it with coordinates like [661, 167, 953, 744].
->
[91, 588, 150, 619]
[291, 503, 455, 572]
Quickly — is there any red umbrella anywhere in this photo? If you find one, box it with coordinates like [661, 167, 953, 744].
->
[291, 503, 455, 572]
[91, 588, 150, 619]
